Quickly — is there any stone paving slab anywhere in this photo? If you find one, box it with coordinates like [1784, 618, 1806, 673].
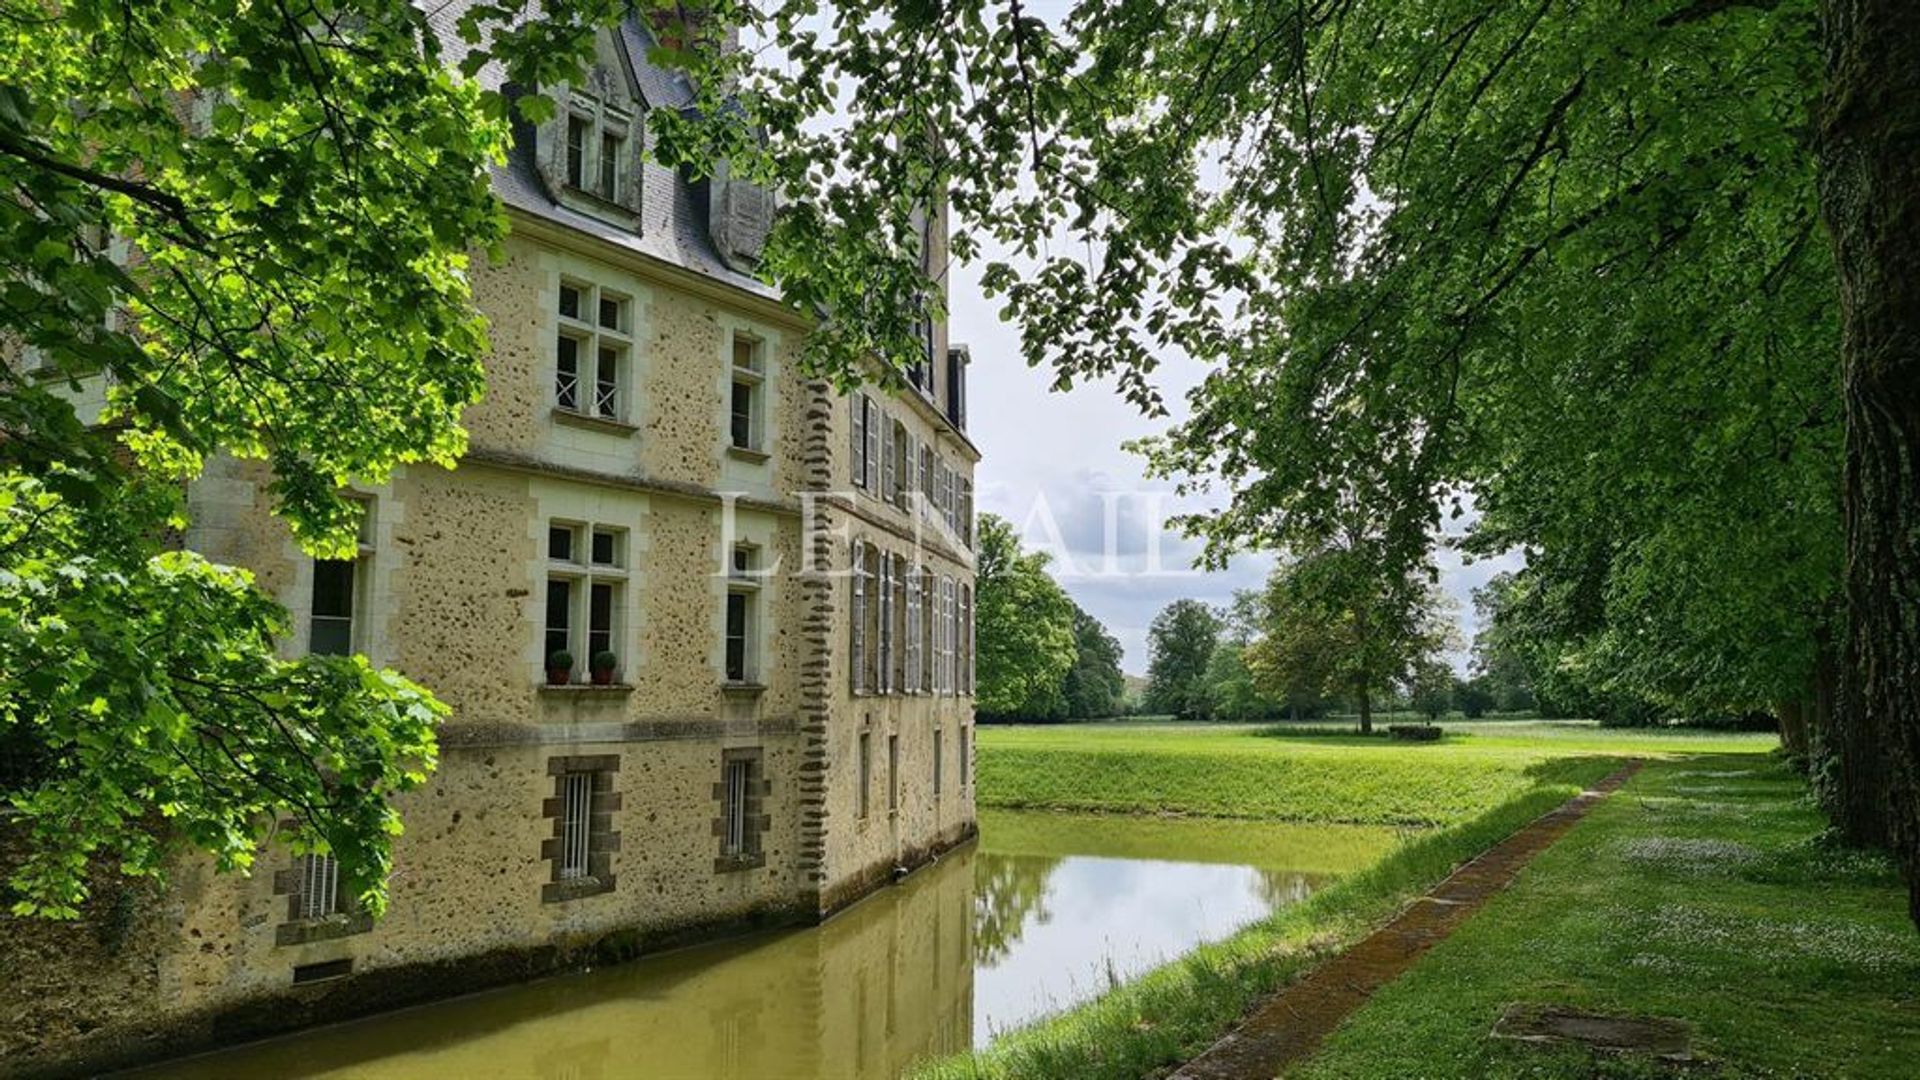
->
[1172, 761, 1644, 1080]
[1490, 1002, 1693, 1061]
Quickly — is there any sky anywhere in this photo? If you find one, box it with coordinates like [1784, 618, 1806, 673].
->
[949, 257, 1521, 675]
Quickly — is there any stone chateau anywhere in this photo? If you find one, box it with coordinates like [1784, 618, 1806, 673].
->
[2, 11, 978, 1076]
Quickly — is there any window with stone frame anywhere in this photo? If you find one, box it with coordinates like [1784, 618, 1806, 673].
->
[891, 552, 908, 692]
[714, 748, 771, 870]
[887, 734, 900, 812]
[729, 332, 767, 452]
[725, 543, 762, 684]
[542, 755, 621, 902]
[876, 548, 894, 694]
[938, 575, 955, 695]
[959, 583, 975, 696]
[308, 497, 373, 656]
[545, 521, 627, 682]
[558, 91, 634, 205]
[960, 725, 972, 787]
[554, 278, 632, 423]
[852, 393, 879, 491]
[273, 841, 370, 946]
[918, 443, 934, 519]
[920, 565, 936, 692]
[933, 727, 945, 796]
[858, 729, 872, 820]
[904, 561, 922, 693]
[888, 419, 911, 509]
[958, 476, 974, 547]
[850, 539, 868, 694]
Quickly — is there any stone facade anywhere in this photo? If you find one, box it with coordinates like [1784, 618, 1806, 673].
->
[0, 17, 976, 1077]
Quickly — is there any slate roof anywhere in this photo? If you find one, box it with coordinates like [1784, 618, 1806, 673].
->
[420, 2, 777, 301]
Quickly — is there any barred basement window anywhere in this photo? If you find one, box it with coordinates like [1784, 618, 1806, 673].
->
[299, 853, 340, 918]
[714, 748, 768, 870]
[558, 771, 591, 879]
[888, 734, 900, 812]
[723, 759, 750, 854]
[542, 756, 620, 902]
[274, 840, 370, 946]
[858, 730, 872, 820]
[933, 728, 945, 796]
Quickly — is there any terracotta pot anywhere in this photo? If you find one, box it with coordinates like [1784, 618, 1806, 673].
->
[591, 667, 616, 686]
[546, 667, 571, 686]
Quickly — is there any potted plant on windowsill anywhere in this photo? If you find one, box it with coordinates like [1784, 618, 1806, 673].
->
[589, 650, 619, 686]
[546, 650, 574, 686]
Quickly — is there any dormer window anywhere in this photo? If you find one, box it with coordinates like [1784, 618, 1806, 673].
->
[556, 92, 634, 206]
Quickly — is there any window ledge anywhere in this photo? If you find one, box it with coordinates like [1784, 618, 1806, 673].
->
[725, 444, 771, 464]
[714, 853, 765, 873]
[541, 875, 615, 904]
[720, 681, 767, 698]
[275, 912, 372, 947]
[539, 681, 635, 695]
[551, 407, 639, 437]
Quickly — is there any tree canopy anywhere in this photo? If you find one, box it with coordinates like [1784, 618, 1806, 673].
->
[0, 0, 640, 917]
[972, 514, 1078, 719]
[1243, 546, 1456, 732]
[1061, 604, 1128, 720]
[679, 0, 1918, 918]
[1143, 599, 1221, 719]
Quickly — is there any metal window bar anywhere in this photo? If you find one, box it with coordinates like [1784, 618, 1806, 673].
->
[300, 853, 339, 919]
[560, 772, 592, 879]
[555, 366, 579, 411]
[595, 348, 618, 417]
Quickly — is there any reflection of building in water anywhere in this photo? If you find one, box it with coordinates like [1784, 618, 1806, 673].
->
[130, 844, 977, 1080]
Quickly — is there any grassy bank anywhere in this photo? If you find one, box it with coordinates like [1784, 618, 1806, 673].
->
[976, 720, 1772, 826]
[1296, 755, 1920, 1078]
[917, 756, 1627, 1080]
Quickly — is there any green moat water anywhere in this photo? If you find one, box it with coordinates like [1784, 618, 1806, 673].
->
[136, 811, 1399, 1079]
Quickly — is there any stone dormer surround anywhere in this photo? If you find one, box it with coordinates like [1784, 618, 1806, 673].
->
[532, 37, 647, 227]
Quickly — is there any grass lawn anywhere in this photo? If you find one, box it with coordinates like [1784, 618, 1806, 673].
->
[922, 721, 1914, 1080]
[977, 719, 1773, 826]
[1295, 755, 1920, 1078]
[918, 755, 1628, 1080]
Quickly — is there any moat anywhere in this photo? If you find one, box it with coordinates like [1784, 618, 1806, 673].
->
[134, 811, 1401, 1079]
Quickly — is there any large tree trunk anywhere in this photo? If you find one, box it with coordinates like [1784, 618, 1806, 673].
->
[1818, 0, 1920, 924]
[1776, 697, 1809, 763]
[1357, 689, 1373, 734]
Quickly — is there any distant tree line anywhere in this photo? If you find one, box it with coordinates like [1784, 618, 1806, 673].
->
[973, 515, 1128, 722]
[1141, 546, 1487, 732]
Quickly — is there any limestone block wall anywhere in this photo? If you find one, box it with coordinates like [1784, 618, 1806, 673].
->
[3, 210, 978, 1077]
[460, 232, 810, 504]
[815, 377, 981, 910]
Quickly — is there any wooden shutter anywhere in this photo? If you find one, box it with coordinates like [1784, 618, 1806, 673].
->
[848, 390, 864, 488]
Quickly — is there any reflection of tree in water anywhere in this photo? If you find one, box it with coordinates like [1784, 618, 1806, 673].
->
[972, 853, 1061, 966]
[1254, 869, 1322, 910]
